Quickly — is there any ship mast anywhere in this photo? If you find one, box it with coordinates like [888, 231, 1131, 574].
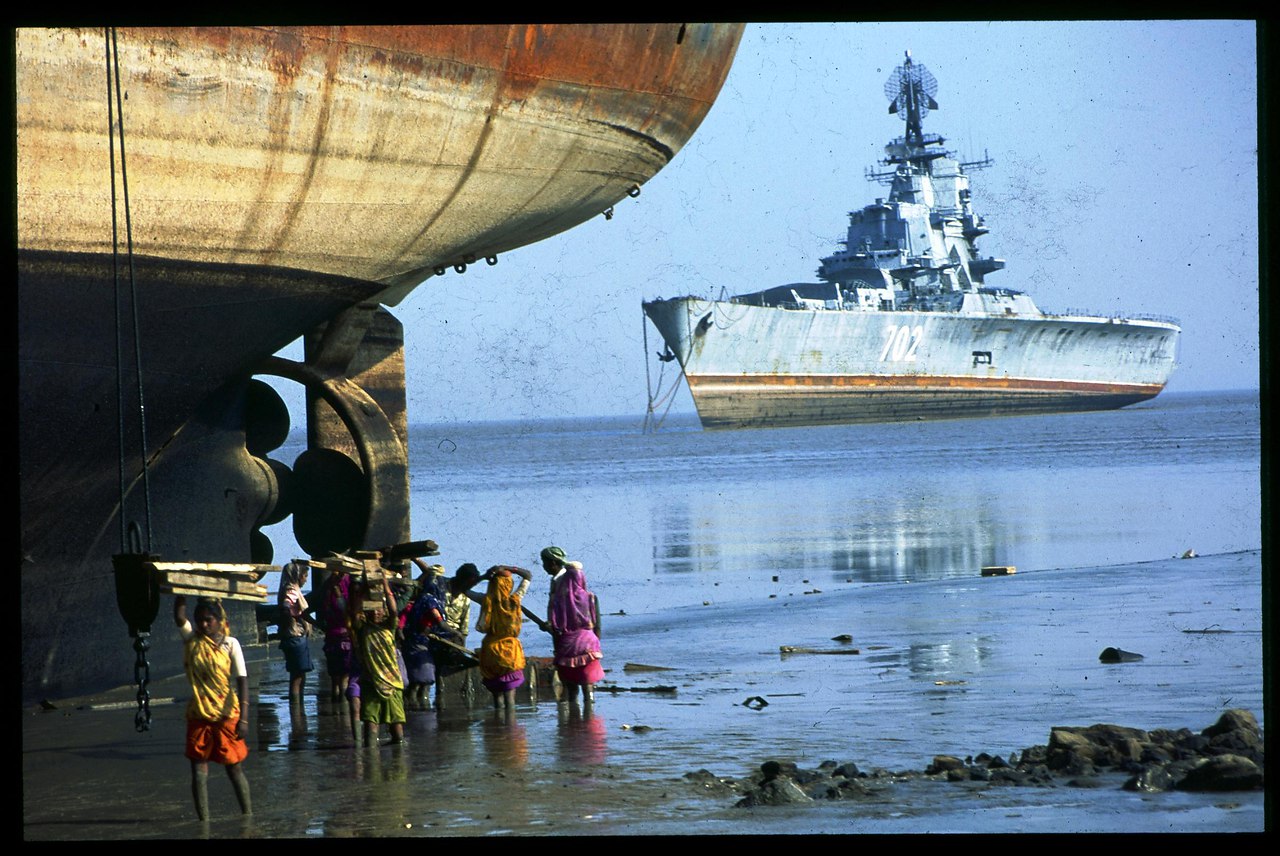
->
[888, 50, 935, 150]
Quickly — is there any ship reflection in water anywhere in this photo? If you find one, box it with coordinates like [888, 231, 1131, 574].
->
[650, 474, 1032, 585]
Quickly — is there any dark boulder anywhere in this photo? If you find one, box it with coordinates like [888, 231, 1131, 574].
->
[1173, 754, 1265, 792]
[1124, 765, 1177, 792]
[735, 775, 813, 807]
[1203, 709, 1260, 739]
[926, 754, 966, 775]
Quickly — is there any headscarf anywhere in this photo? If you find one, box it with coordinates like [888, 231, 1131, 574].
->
[479, 569, 522, 639]
[478, 571, 525, 678]
[540, 546, 567, 566]
[549, 561, 595, 632]
[407, 576, 445, 637]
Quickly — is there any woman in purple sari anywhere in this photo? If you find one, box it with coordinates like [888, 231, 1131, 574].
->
[546, 556, 604, 709]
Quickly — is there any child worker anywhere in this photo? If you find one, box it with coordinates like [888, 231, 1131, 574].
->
[277, 560, 314, 704]
[173, 595, 252, 820]
[475, 565, 533, 715]
[351, 571, 407, 744]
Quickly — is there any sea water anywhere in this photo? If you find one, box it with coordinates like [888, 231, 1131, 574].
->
[391, 389, 1260, 613]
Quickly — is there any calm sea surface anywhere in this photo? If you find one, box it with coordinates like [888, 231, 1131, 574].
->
[308, 389, 1262, 617]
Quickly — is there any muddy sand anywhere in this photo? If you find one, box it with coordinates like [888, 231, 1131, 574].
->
[23, 550, 1267, 837]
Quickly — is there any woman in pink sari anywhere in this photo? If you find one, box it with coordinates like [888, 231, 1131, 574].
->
[546, 556, 603, 709]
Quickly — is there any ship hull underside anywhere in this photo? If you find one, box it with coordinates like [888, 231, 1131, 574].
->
[686, 374, 1161, 429]
[19, 250, 382, 701]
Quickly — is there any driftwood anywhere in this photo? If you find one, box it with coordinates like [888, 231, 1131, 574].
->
[779, 645, 861, 655]
[596, 684, 678, 695]
[623, 663, 676, 672]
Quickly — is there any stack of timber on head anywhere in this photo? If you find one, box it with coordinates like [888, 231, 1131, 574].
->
[306, 541, 438, 612]
[153, 561, 274, 602]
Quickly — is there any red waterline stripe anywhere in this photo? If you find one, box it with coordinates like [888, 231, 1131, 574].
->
[685, 374, 1164, 395]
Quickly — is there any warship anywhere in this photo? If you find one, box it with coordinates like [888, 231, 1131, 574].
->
[18, 25, 743, 702]
[642, 52, 1180, 430]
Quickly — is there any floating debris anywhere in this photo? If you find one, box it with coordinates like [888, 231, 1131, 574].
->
[623, 663, 676, 672]
[1181, 549, 1198, 559]
[596, 685, 677, 695]
[981, 565, 1016, 577]
[831, 634, 854, 642]
[779, 646, 861, 656]
[1098, 647, 1144, 663]
[743, 696, 769, 710]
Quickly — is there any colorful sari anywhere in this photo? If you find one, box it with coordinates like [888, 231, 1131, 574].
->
[322, 573, 354, 675]
[478, 572, 525, 690]
[548, 562, 603, 684]
[357, 618, 405, 700]
[403, 580, 446, 684]
[184, 633, 240, 723]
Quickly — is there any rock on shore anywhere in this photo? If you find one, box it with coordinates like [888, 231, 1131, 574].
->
[688, 709, 1265, 807]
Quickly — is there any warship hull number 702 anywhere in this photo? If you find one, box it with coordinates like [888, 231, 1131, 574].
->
[643, 52, 1180, 430]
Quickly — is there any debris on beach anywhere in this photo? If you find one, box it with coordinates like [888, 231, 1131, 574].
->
[1181, 549, 1198, 559]
[702, 709, 1265, 808]
[831, 634, 854, 642]
[1099, 647, 1145, 662]
[623, 663, 675, 672]
[981, 565, 1016, 576]
[596, 684, 677, 695]
[779, 645, 860, 655]
[620, 724, 654, 733]
[742, 696, 769, 710]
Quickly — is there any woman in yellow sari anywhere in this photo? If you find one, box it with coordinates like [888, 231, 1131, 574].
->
[476, 565, 532, 713]
[174, 595, 252, 821]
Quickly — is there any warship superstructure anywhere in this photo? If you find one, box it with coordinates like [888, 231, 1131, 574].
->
[643, 52, 1180, 430]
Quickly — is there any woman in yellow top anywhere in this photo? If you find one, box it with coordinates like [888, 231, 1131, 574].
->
[174, 595, 252, 821]
[475, 565, 532, 713]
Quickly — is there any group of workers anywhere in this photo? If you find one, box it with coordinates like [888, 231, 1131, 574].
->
[171, 544, 604, 821]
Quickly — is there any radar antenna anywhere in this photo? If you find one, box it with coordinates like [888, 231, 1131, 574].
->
[884, 51, 938, 147]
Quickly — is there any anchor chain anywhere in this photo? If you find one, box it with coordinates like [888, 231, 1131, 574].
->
[132, 632, 152, 732]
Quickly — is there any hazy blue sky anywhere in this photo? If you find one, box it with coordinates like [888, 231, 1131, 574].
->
[274, 20, 1259, 424]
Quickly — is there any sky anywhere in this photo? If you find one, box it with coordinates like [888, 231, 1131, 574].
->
[272, 20, 1260, 425]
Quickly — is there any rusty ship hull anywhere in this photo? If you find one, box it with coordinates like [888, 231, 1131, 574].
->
[18, 24, 743, 702]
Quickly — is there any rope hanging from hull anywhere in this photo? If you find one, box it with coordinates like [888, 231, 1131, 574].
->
[106, 27, 159, 732]
[642, 306, 682, 434]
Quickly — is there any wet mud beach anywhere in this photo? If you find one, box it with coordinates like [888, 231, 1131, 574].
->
[23, 550, 1266, 837]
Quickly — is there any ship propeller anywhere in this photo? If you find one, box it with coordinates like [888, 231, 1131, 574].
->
[243, 379, 294, 562]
